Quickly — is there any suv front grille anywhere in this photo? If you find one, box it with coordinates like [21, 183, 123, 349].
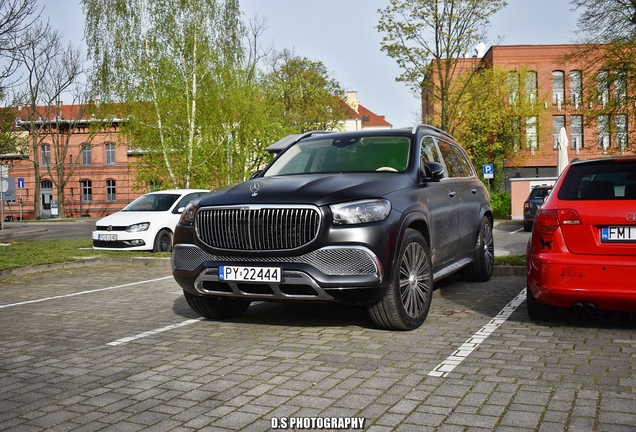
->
[195, 205, 321, 251]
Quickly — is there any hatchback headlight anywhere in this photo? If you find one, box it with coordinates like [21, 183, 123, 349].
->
[126, 222, 150, 232]
[331, 199, 391, 225]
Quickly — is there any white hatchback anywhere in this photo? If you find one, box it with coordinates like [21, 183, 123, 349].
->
[92, 189, 209, 252]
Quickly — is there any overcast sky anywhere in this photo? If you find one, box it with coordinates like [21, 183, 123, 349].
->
[41, 0, 581, 128]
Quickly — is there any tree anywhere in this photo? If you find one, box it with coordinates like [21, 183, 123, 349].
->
[262, 49, 348, 134]
[570, 0, 636, 43]
[568, 0, 636, 155]
[377, 0, 507, 131]
[451, 66, 546, 190]
[12, 23, 88, 218]
[82, 0, 271, 190]
[0, 0, 41, 87]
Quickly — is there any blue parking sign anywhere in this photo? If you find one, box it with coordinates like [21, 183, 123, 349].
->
[483, 164, 494, 179]
[17, 177, 24, 189]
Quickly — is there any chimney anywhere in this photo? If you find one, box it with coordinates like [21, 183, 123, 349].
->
[345, 91, 359, 113]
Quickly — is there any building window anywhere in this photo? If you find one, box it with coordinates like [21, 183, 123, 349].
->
[105, 143, 115, 166]
[597, 70, 609, 106]
[552, 71, 565, 106]
[508, 71, 520, 104]
[569, 70, 582, 108]
[106, 179, 116, 202]
[553, 116, 565, 148]
[525, 71, 537, 104]
[615, 71, 627, 104]
[81, 179, 92, 203]
[526, 116, 538, 152]
[41, 145, 50, 167]
[616, 114, 628, 151]
[81, 144, 91, 166]
[598, 115, 610, 153]
[570, 115, 584, 150]
[149, 181, 161, 192]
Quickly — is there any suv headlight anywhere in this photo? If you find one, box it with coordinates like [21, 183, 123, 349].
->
[126, 222, 150, 232]
[179, 202, 197, 226]
[331, 199, 391, 225]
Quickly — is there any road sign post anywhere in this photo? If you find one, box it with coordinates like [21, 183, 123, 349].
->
[17, 177, 24, 221]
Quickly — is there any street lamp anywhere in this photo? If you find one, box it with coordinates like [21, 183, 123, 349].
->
[78, 178, 83, 218]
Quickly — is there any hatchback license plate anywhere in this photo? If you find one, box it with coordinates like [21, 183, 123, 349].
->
[601, 226, 636, 242]
[98, 234, 117, 241]
[219, 266, 281, 283]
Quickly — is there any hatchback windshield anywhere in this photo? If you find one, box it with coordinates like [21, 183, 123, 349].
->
[558, 160, 636, 200]
[123, 193, 180, 211]
[264, 136, 411, 176]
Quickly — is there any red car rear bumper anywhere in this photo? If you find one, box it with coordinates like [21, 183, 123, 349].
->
[527, 253, 636, 311]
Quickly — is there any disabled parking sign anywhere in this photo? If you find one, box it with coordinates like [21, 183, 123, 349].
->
[483, 164, 494, 179]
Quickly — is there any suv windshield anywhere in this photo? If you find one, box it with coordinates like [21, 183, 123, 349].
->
[123, 193, 180, 211]
[264, 135, 411, 177]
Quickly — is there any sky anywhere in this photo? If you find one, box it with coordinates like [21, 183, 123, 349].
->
[40, 0, 581, 128]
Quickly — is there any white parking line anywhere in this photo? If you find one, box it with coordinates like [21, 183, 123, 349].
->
[510, 228, 524, 234]
[428, 288, 527, 378]
[0, 276, 173, 309]
[107, 317, 206, 346]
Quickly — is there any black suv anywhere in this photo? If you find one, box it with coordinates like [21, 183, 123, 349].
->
[171, 126, 493, 330]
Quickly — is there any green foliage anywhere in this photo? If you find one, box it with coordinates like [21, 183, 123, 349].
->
[378, 0, 507, 130]
[490, 191, 511, 219]
[494, 254, 525, 266]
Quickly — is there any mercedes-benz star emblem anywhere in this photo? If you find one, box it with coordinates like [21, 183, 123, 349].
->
[250, 182, 260, 196]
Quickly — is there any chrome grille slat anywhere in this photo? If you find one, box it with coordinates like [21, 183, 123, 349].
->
[195, 205, 321, 251]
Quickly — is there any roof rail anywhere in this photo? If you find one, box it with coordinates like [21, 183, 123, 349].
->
[411, 124, 456, 141]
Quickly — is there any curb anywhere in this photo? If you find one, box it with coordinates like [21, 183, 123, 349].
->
[492, 265, 526, 277]
[0, 257, 171, 281]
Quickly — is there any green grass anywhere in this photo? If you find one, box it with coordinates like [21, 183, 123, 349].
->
[0, 239, 168, 272]
[0, 238, 526, 273]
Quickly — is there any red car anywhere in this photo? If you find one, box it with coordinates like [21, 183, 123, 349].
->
[526, 157, 636, 320]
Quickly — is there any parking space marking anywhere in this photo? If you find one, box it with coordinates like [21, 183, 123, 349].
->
[428, 288, 526, 377]
[0, 276, 173, 309]
[510, 227, 524, 234]
[107, 317, 206, 346]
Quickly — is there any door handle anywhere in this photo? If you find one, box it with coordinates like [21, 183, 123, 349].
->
[449, 191, 456, 197]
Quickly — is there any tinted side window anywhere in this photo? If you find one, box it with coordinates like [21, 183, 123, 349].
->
[437, 141, 459, 177]
[452, 145, 473, 177]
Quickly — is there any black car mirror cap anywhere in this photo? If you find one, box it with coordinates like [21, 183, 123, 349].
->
[421, 161, 445, 182]
[249, 170, 263, 180]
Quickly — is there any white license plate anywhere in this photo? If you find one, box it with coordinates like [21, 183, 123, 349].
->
[98, 234, 118, 241]
[601, 226, 636, 242]
[219, 266, 281, 283]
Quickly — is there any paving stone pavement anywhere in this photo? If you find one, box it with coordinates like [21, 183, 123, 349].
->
[0, 261, 635, 431]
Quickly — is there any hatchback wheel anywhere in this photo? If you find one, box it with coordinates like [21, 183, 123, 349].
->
[184, 291, 251, 319]
[368, 229, 433, 331]
[153, 229, 173, 252]
[461, 216, 494, 282]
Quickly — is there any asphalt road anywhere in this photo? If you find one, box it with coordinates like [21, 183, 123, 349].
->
[1, 261, 635, 431]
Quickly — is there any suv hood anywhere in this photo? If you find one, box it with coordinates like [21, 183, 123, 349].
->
[199, 174, 413, 207]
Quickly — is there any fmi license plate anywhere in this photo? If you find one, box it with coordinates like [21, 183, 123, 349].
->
[219, 266, 281, 283]
[98, 234, 117, 241]
[601, 226, 636, 242]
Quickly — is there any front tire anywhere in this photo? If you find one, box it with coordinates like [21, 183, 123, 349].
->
[461, 216, 494, 282]
[184, 291, 251, 319]
[153, 229, 173, 252]
[368, 229, 433, 331]
[523, 221, 532, 232]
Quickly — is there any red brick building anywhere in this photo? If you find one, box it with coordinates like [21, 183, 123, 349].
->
[423, 44, 635, 182]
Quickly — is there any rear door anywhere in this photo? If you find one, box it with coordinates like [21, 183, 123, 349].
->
[556, 159, 636, 256]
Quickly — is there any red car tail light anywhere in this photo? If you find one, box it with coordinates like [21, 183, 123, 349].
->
[558, 209, 581, 225]
[534, 208, 559, 232]
[523, 201, 530, 210]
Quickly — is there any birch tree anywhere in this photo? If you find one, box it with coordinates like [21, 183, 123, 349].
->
[81, 0, 264, 189]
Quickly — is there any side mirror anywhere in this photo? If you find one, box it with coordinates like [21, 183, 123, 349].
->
[177, 207, 186, 214]
[249, 170, 263, 180]
[421, 161, 444, 182]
